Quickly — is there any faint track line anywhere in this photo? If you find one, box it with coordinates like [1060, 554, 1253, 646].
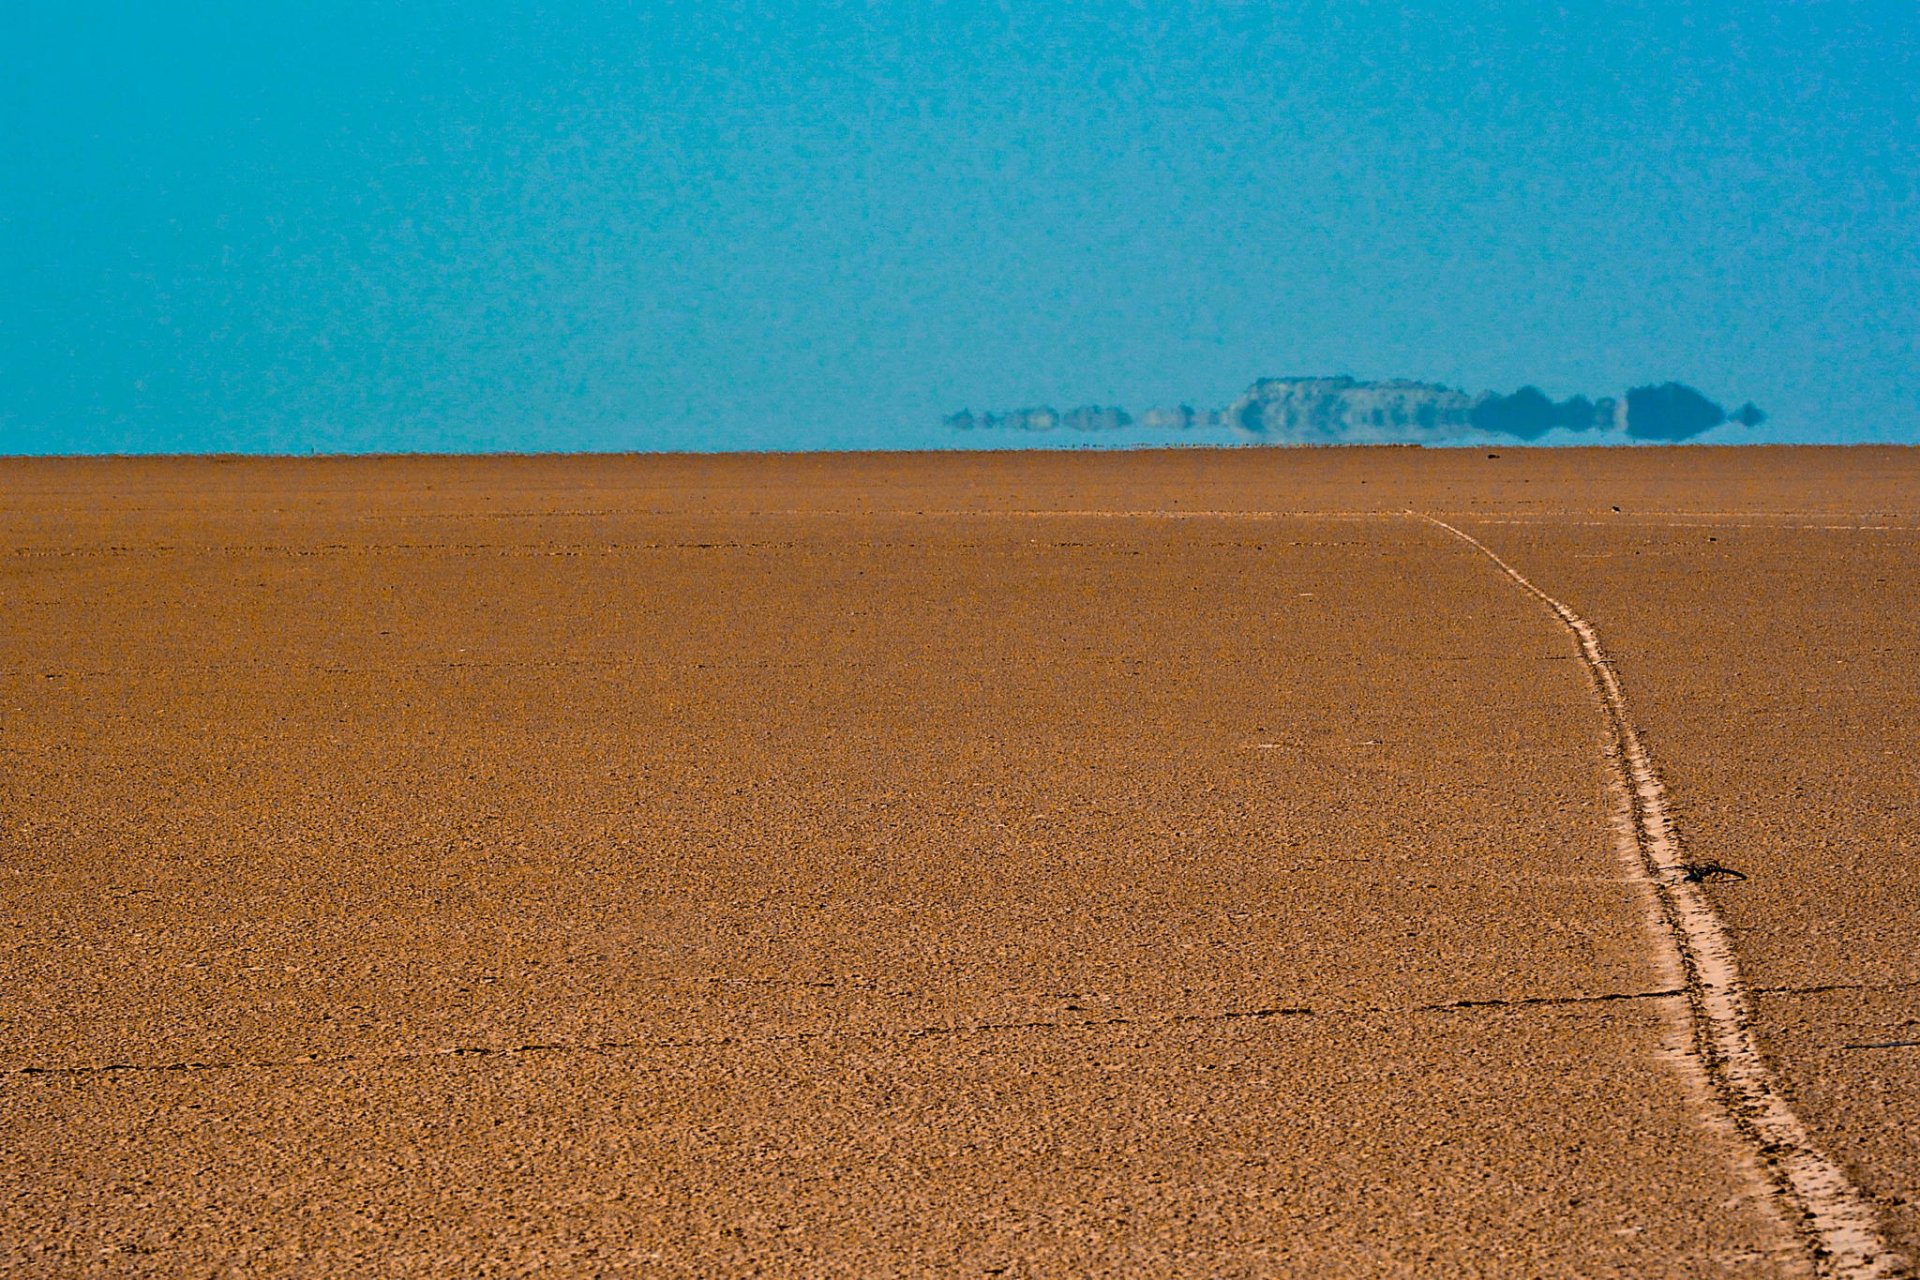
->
[1415, 510, 1908, 1280]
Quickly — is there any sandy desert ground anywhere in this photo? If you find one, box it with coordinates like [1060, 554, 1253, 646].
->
[2, 447, 1916, 1277]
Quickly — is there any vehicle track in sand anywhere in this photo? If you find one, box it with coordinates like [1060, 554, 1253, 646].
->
[1414, 511, 1909, 1280]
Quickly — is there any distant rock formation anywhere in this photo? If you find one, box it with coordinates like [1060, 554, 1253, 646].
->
[945, 405, 1134, 433]
[1227, 376, 1475, 441]
[1624, 382, 1727, 440]
[1469, 386, 1620, 438]
[1137, 405, 1211, 431]
[946, 376, 1753, 444]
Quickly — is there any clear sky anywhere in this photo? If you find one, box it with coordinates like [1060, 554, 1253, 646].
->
[3, 1, 1915, 454]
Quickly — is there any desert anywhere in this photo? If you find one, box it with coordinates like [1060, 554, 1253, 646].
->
[2, 447, 1916, 1277]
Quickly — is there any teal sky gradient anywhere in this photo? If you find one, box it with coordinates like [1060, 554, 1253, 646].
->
[3, 1, 1916, 453]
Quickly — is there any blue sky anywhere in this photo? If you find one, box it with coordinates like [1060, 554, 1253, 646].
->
[2, 1, 1915, 453]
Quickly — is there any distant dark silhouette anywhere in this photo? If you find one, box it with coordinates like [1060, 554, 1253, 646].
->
[1470, 385, 1559, 438]
[1556, 395, 1608, 432]
[1626, 382, 1726, 440]
[1469, 387, 1618, 438]
[947, 377, 1755, 443]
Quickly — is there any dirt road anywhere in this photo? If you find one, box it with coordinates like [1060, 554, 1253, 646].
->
[3, 449, 1914, 1276]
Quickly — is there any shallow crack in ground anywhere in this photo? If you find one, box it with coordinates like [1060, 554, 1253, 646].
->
[6, 988, 1700, 1080]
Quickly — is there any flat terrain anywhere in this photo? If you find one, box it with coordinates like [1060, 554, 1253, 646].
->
[2, 448, 1915, 1277]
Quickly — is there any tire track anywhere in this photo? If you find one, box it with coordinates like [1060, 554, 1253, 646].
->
[1415, 511, 1908, 1280]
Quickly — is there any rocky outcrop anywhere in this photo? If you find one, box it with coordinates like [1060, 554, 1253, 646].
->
[1137, 405, 1214, 431]
[1469, 387, 1621, 438]
[1226, 377, 1475, 441]
[945, 406, 1133, 433]
[946, 377, 1751, 444]
[1624, 382, 1726, 440]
